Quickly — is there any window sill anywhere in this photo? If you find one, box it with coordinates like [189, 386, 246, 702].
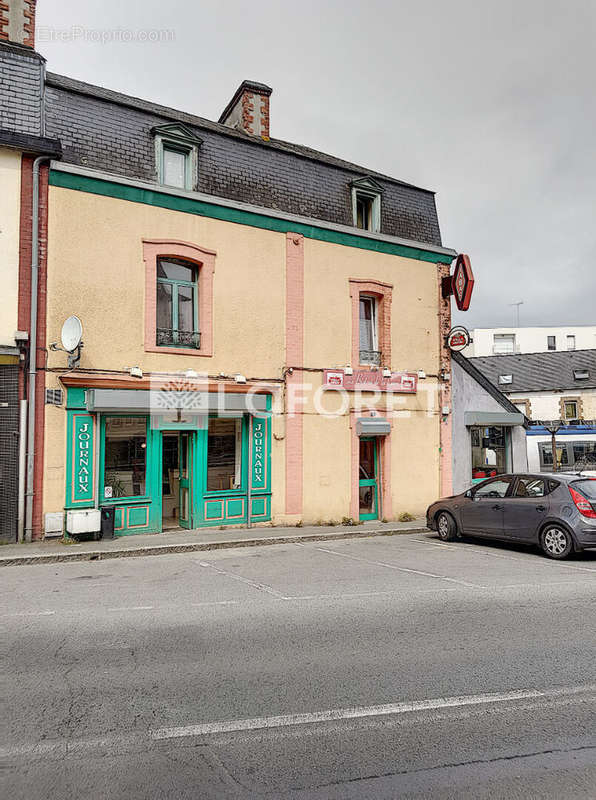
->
[145, 344, 212, 357]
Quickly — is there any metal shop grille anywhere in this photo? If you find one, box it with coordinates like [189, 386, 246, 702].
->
[0, 365, 20, 542]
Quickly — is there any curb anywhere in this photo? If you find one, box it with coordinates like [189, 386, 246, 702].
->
[0, 526, 429, 567]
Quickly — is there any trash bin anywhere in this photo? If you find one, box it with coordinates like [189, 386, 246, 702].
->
[100, 506, 116, 540]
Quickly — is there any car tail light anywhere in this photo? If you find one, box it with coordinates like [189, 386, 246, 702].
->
[569, 485, 596, 519]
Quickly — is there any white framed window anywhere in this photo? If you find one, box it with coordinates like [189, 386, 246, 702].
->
[162, 145, 190, 189]
[152, 123, 202, 191]
[567, 334, 576, 351]
[350, 177, 383, 233]
[493, 333, 515, 354]
[359, 295, 379, 365]
[547, 335, 556, 350]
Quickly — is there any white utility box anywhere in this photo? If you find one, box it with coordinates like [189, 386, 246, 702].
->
[66, 509, 101, 535]
[44, 512, 64, 538]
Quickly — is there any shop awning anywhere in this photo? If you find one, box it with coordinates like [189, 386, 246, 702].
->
[356, 417, 391, 436]
[464, 411, 525, 427]
[86, 388, 268, 413]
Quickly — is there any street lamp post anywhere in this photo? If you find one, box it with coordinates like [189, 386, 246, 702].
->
[544, 420, 562, 472]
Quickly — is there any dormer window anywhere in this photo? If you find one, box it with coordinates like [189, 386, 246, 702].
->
[498, 374, 513, 385]
[152, 123, 203, 191]
[350, 177, 383, 233]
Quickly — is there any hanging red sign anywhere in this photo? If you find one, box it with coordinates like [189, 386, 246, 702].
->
[451, 254, 474, 311]
[446, 326, 471, 351]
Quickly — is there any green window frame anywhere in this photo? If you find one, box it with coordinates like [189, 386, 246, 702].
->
[100, 414, 151, 502]
[156, 258, 200, 349]
[204, 415, 248, 496]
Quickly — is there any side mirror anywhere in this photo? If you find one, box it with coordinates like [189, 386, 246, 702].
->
[465, 489, 473, 499]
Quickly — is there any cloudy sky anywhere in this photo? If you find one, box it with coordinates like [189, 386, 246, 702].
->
[36, 0, 595, 329]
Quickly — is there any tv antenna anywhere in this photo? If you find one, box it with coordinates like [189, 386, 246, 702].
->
[509, 300, 524, 327]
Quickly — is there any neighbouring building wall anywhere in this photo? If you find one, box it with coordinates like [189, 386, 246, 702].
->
[0, 148, 21, 346]
[451, 359, 527, 494]
[508, 389, 596, 421]
[464, 326, 596, 357]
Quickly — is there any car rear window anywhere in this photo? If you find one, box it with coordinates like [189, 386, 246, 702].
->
[571, 480, 596, 500]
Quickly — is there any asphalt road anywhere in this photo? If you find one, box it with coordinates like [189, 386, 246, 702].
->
[3, 533, 596, 799]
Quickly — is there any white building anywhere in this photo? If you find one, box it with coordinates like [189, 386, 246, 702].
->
[463, 326, 596, 357]
[469, 350, 596, 473]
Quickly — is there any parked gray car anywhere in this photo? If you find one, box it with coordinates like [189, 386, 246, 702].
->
[426, 473, 596, 559]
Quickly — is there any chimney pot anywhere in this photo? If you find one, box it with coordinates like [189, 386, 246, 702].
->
[219, 80, 272, 140]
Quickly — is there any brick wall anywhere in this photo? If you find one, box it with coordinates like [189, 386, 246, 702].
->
[0, 42, 43, 134]
[44, 81, 443, 246]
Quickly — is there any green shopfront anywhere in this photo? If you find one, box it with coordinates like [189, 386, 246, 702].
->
[64, 385, 272, 534]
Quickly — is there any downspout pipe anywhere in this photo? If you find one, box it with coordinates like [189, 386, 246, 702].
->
[24, 156, 50, 543]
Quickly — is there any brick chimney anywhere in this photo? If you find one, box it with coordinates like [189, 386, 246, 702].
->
[219, 80, 272, 140]
[0, 0, 37, 47]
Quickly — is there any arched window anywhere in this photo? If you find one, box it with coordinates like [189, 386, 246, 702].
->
[143, 240, 216, 357]
[156, 258, 200, 348]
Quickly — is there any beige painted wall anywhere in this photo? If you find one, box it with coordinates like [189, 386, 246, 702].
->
[43, 185, 442, 521]
[303, 238, 441, 373]
[46, 187, 286, 376]
[0, 149, 21, 346]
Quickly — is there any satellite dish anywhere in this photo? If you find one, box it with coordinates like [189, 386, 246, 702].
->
[60, 316, 83, 353]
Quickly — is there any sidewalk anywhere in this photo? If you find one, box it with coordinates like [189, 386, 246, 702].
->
[0, 519, 429, 567]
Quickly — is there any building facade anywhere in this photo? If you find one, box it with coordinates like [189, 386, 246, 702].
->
[450, 352, 527, 493]
[463, 326, 596, 357]
[2, 0, 462, 540]
[469, 350, 596, 474]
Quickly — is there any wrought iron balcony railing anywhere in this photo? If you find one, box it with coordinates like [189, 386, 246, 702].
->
[156, 328, 201, 349]
[359, 349, 381, 366]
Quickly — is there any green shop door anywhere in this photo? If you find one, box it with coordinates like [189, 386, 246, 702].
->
[179, 431, 193, 528]
[359, 437, 378, 520]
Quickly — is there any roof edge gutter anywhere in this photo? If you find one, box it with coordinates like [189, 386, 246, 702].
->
[49, 161, 457, 260]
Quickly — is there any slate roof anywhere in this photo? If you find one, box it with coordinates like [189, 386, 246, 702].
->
[468, 350, 596, 393]
[451, 351, 528, 421]
[45, 73, 434, 194]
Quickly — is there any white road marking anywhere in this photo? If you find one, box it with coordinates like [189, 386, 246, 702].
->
[306, 544, 485, 589]
[150, 683, 596, 740]
[4, 610, 56, 618]
[191, 600, 239, 607]
[413, 537, 596, 573]
[281, 587, 459, 601]
[106, 606, 154, 612]
[195, 560, 288, 598]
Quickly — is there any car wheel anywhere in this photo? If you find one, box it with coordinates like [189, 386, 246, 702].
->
[436, 512, 457, 542]
[540, 525, 573, 560]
